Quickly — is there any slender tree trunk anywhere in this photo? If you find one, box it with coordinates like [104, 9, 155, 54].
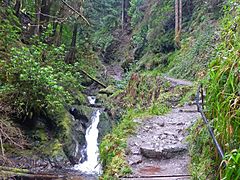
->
[40, 0, 53, 33]
[175, 0, 182, 48]
[58, 23, 63, 46]
[122, 0, 126, 30]
[179, 0, 182, 36]
[65, 23, 78, 64]
[52, 22, 58, 36]
[175, 0, 179, 40]
[14, 0, 21, 17]
[34, 0, 41, 35]
[71, 23, 78, 47]
[122, 0, 130, 30]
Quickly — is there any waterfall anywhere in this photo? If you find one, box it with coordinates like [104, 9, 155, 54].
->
[74, 96, 102, 175]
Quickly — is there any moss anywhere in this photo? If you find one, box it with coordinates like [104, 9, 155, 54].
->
[98, 112, 113, 141]
[38, 139, 65, 158]
[57, 111, 72, 140]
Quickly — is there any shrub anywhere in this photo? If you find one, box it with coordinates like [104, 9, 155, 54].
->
[0, 43, 79, 121]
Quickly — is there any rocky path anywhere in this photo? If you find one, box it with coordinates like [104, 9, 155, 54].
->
[124, 104, 200, 180]
[105, 64, 124, 81]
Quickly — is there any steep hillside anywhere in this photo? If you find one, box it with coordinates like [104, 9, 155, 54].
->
[98, 0, 240, 179]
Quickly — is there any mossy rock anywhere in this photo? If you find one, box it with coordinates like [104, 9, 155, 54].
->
[99, 85, 116, 96]
[71, 105, 94, 123]
[57, 110, 86, 165]
[98, 111, 113, 141]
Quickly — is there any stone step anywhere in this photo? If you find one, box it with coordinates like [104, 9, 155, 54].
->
[121, 176, 190, 180]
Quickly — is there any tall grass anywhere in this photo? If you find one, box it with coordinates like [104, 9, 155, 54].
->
[205, 0, 240, 178]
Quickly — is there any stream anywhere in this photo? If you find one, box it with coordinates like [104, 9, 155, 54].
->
[73, 96, 102, 175]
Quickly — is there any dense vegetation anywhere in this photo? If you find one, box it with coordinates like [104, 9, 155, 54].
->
[0, 0, 107, 167]
[0, 0, 239, 179]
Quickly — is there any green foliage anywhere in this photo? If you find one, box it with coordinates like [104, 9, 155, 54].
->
[187, 120, 216, 180]
[188, 0, 240, 178]
[128, 0, 144, 28]
[168, 17, 216, 80]
[222, 149, 240, 180]
[146, 0, 174, 53]
[206, 0, 240, 151]
[100, 110, 136, 179]
[84, 0, 121, 50]
[0, 7, 21, 59]
[0, 41, 82, 122]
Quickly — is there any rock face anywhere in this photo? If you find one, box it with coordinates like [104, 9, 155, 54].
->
[126, 105, 200, 178]
[62, 105, 94, 165]
[65, 103, 113, 165]
[98, 111, 113, 141]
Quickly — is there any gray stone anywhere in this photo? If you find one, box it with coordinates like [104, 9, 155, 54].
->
[128, 155, 142, 165]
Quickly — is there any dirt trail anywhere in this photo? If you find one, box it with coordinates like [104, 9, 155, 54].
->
[123, 77, 200, 180]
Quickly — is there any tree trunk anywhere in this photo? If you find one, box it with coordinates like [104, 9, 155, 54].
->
[71, 23, 78, 47]
[14, 0, 21, 17]
[122, 0, 125, 30]
[175, 0, 181, 48]
[65, 23, 78, 64]
[122, 0, 130, 30]
[40, 0, 53, 33]
[58, 23, 63, 46]
[179, 0, 182, 37]
[175, 0, 179, 41]
[34, 0, 41, 35]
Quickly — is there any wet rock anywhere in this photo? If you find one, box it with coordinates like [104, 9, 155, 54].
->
[98, 111, 113, 141]
[128, 155, 142, 165]
[70, 105, 93, 125]
[162, 144, 188, 159]
[140, 146, 162, 159]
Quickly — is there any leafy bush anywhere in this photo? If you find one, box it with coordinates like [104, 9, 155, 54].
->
[128, 0, 144, 28]
[0, 43, 80, 121]
[200, 0, 240, 178]
[168, 16, 217, 80]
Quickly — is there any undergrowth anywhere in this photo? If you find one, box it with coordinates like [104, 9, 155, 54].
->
[188, 120, 216, 180]
[189, 0, 240, 179]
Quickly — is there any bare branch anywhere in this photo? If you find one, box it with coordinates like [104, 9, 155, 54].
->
[61, 0, 90, 25]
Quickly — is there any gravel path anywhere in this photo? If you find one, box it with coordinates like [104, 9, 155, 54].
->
[124, 105, 200, 180]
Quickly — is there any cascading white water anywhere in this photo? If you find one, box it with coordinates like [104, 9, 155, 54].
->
[87, 96, 96, 105]
[74, 96, 102, 175]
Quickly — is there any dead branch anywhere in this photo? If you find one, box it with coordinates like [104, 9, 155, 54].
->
[80, 69, 107, 88]
[61, 0, 90, 25]
[0, 117, 27, 151]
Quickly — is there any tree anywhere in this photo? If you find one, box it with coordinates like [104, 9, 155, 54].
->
[65, 23, 78, 64]
[122, 0, 130, 30]
[14, 0, 21, 17]
[175, 0, 182, 48]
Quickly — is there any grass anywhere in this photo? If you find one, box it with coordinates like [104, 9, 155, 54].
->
[187, 1, 240, 179]
[187, 119, 216, 180]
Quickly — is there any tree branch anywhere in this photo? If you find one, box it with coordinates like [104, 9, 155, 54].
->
[61, 0, 90, 25]
[80, 69, 107, 88]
